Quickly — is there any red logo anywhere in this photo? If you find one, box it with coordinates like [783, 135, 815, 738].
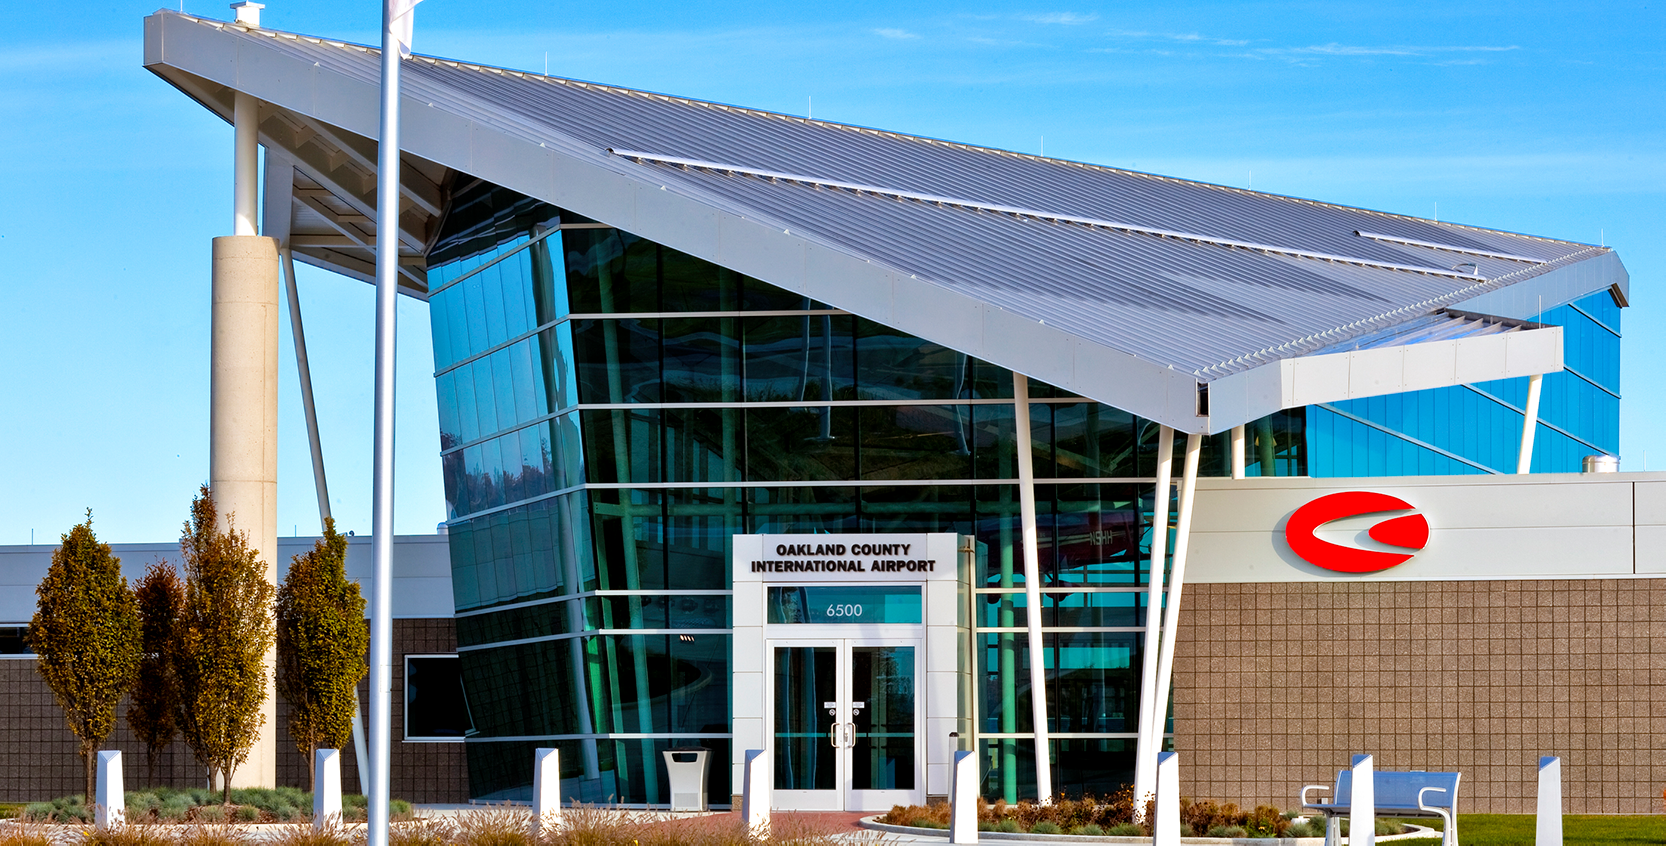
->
[1285, 491, 1428, 573]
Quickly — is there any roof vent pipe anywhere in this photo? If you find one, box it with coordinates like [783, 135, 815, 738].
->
[1582, 455, 1619, 474]
[230, 1, 263, 27]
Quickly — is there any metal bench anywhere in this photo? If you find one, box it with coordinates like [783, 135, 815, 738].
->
[1302, 766, 1459, 846]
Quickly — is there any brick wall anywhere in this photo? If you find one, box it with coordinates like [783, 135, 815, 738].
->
[1173, 579, 1666, 814]
[0, 619, 466, 804]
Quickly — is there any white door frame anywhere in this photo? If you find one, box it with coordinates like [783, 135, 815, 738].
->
[766, 636, 925, 811]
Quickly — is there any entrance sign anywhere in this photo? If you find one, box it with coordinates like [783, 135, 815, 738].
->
[732, 533, 970, 812]
[1285, 491, 1429, 573]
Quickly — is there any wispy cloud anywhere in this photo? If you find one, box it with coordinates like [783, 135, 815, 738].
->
[1257, 43, 1520, 62]
[874, 27, 920, 40]
[1023, 12, 1099, 25]
[1106, 29, 1248, 47]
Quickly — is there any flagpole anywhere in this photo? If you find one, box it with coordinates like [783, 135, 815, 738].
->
[368, 0, 401, 844]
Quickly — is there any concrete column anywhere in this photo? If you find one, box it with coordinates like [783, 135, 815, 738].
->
[211, 233, 281, 788]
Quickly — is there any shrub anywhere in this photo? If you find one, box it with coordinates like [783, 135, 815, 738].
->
[1069, 824, 1104, 836]
[1220, 825, 1247, 838]
[388, 820, 451, 846]
[1106, 823, 1142, 836]
[268, 821, 362, 846]
[175, 486, 278, 803]
[0, 820, 56, 846]
[996, 819, 1021, 833]
[194, 806, 227, 824]
[235, 806, 261, 822]
[1243, 804, 1288, 838]
[1178, 823, 1194, 837]
[31, 513, 142, 802]
[78, 824, 176, 846]
[129, 562, 184, 783]
[276, 519, 368, 791]
[451, 807, 533, 846]
[175, 822, 253, 846]
[1028, 821, 1061, 835]
[1374, 819, 1404, 836]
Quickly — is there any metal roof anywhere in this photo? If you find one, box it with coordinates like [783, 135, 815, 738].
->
[142, 11, 1628, 433]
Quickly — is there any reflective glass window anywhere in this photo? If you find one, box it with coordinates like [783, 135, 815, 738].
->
[661, 250, 740, 312]
[666, 487, 741, 588]
[742, 315, 854, 401]
[745, 407, 856, 482]
[978, 631, 1032, 733]
[588, 488, 666, 590]
[747, 486, 859, 535]
[854, 317, 971, 401]
[858, 405, 973, 480]
[1045, 631, 1140, 734]
[860, 485, 973, 536]
[581, 408, 662, 485]
[565, 229, 655, 314]
[663, 315, 740, 403]
[664, 407, 741, 484]
[574, 318, 661, 403]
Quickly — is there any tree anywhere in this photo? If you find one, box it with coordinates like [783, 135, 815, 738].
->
[128, 561, 184, 783]
[30, 511, 142, 803]
[174, 486, 276, 802]
[276, 517, 368, 790]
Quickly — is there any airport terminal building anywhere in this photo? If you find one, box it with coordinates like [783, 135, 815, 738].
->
[5, 7, 1649, 815]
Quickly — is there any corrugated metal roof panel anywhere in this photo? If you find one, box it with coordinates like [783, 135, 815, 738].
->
[149, 12, 1623, 393]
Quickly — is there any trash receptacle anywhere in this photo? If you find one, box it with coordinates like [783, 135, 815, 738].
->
[661, 747, 710, 812]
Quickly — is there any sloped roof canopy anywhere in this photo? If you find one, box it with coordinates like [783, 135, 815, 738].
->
[143, 11, 1628, 434]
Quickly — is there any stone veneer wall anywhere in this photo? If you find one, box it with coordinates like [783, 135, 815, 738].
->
[0, 618, 465, 804]
[1173, 579, 1666, 814]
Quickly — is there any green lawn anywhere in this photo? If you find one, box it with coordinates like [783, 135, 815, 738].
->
[1384, 815, 1666, 845]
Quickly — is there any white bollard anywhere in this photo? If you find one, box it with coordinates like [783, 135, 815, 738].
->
[948, 750, 979, 844]
[1536, 756, 1563, 846]
[314, 749, 342, 829]
[95, 750, 124, 830]
[1350, 755, 1374, 846]
[1152, 752, 1179, 846]
[533, 747, 563, 835]
[742, 749, 771, 837]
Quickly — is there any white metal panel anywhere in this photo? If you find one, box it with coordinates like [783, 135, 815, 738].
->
[1634, 526, 1666, 574]
[1505, 325, 1565, 377]
[1288, 351, 1351, 407]
[1400, 339, 1460, 392]
[1454, 335, 1510, 384]
[1348, 347, 1404, 396]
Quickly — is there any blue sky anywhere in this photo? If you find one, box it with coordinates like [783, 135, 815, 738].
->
[1, 1, 1661, 544]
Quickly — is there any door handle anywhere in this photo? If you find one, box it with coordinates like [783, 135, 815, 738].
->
[829, 722, 840, 747]
[844, 723, 855, 747]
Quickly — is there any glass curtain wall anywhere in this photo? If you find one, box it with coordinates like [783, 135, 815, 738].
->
[1310, 290, 1620, 476]
[426, 180, 1306, 803]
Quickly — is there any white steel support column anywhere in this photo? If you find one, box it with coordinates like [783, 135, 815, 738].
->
[1229, 425, 1246, 479]
[1518, 373, 1543, 474]
[281, 246, 333, 526]
[368, 5, 403, 844]
[1011, 374, 1053, 803]
[214, 72, 279, 788]
[1133, 425, 1174, 812]
[1149, 432, 1202, 774]
[233, 90, 259, 237]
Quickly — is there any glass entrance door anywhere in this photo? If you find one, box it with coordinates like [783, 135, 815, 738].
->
[770, 640, 922, 811]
